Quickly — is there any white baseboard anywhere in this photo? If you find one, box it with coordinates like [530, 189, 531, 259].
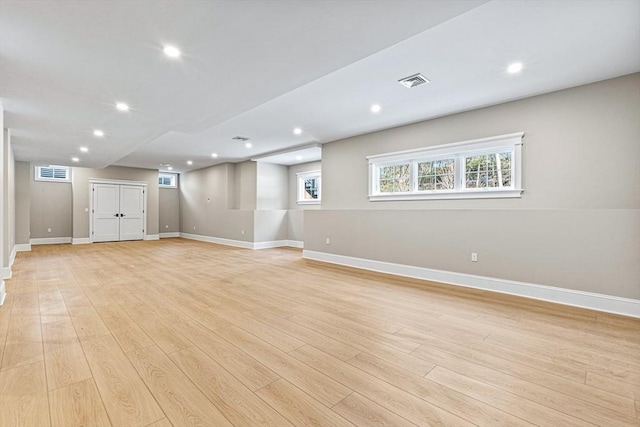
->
[10, 246, 16, 266]
[144, 234, 160, 241]
[179, 233, 304, 250]
[253, 240, 290, 250]
[160, 232, 180, 238]
[72, 238, 90, 245]
[287, 240, 304, 249]
[30, 237, 72, 245]
[2, 267, 11, 280]
[0, 281, 5, 306]
[180, 232, 253, 249]
[15, 243, 31, 252]
[303, 250, 640, 318]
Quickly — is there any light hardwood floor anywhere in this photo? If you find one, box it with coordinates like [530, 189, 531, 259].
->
[0, 238, 638, 426]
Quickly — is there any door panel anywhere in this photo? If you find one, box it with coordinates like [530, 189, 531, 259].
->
[119, 185, 144, 241]
[92, 184, 145, 242]
[93, 184, 120, 242]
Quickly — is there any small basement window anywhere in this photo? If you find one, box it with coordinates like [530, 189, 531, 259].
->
[297, 170, 321, 204]
[158, 173, 177, 188]
[35, 165, 71, 182]
[368, 132, 524, 201]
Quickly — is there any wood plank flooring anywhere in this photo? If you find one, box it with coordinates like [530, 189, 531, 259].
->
[0, 238, 638, 426]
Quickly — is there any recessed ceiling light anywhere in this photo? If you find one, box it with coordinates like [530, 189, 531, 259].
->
[116, 102, 129, 111]
[293, 128, 302, 135]
[80, 147, 88, 152]
[187, 160, 193, 165]
[93, 130, 104, 137]
[507, 62, 523, 74]
[245, 142, 252, 148]
[370, 104, 381, 113]
[211, 153, 218, 158]
[167, 166, 173, 171]
[72, 157, 79, 162]
[296, 155, 302, 161]
[163, 45, 181, 58]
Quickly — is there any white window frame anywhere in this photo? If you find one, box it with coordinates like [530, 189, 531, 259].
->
[35, 165, 71, 182]
[158, 172, 177, 188]
[368, 132, 523, 201]
[297, 170, 321, 205]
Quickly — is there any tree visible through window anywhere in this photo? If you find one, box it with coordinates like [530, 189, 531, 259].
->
[379, 164, 410, 193]
[465, 152, 511, 189]
[418, 159, 455, 191]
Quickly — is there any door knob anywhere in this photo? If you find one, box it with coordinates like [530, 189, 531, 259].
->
[114, 213, 119, 217]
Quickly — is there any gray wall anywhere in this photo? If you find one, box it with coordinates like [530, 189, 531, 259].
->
[30, 166, 72, 239]
[306, 73, 640, 300]
[14, 161, 30, 244]
[234, 161, 256, 210]
[287, 161, 322, 242]
[257, 162, 288, 210]
[254, 210, 288, 242]
[3, 129, 14, 267]
[159, 186, 180, 233]
[72, 166, 159, 238]
[180, 163, 254, 242]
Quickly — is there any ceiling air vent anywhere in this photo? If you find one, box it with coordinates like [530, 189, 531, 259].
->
[398, 73, 430, 88]
[232, 136, 250, 142]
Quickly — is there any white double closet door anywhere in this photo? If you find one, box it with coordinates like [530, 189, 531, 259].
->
[92, 183, 145, 242]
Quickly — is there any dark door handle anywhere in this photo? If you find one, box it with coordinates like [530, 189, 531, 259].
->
[121, 214, 125, 217]
[114, 213, 119, 217]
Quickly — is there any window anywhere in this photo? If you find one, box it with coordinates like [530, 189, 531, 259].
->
[35, 165, 71, 182]
[368, 132, 523, 201]
[158, 173, 177, 188]
[297, 170, 321, 204]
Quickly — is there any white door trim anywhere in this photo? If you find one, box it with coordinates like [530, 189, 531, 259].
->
[89, 180, 148, 243]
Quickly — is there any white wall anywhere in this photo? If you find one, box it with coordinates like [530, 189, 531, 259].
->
[0, 103, 5, 304]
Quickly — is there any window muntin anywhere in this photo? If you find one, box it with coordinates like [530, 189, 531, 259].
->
[35, 165, 71, 182]
[158, 173, 177, 188]
[297, 170, 321, 204]
[367, 132, 523, 201]
[417, 158, 455, 191]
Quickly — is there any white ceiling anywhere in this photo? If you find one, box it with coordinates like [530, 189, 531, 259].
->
[1, 0, 638, 172]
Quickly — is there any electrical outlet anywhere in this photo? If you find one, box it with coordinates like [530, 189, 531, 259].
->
[471, 252, 478, 262]
[326, 237, 330, 245]
[241, 230, 245, 236]
[165, 224, 169, 229]
[193, 226, 196, 230]
[47, 227, 52, 233]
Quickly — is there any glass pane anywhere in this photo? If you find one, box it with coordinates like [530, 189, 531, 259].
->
[380, 179, 393, 193]
[465, 152, 512, 189]
[418, 159, 454, 191]
[466, 172, 478, 188]
[419, 176, 435, 191]
[395, 177, 410, 192]
[418, 162, 433, 175]
[304, 178, 318, 199]
[380, 166, 394, 180]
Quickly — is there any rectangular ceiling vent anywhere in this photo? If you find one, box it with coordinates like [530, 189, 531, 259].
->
[232, 136, 250, 142]
[398, 73, 430, 88]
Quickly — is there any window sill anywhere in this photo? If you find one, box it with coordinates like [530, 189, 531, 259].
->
[368, 189, 523, 201]
[297, 200, 321, 205]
